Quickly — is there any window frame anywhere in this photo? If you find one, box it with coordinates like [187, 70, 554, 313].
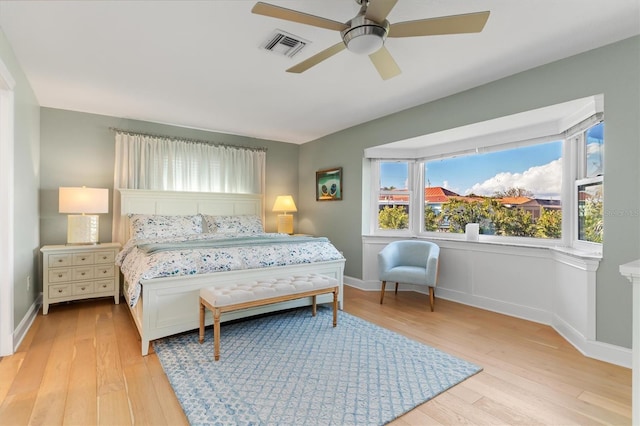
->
[572, 119, 604, 252]
[367, 111, 604, 255]
[372, 160, 415, 236]
[416, 136, 565, 246]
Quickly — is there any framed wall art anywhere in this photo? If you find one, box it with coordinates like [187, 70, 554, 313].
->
[316, 167, 342, 201]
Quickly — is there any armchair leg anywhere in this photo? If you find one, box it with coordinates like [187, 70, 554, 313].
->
[380, 281, 386, 304]
[394, 282, 398, 294]
[429, 287, 435, 312]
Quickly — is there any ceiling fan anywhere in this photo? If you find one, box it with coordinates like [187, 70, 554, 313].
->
[252, 0, 490, 80]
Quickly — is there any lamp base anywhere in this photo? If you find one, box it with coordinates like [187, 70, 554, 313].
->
[277, 214, 294, 234]
[67, 215, 100, 245]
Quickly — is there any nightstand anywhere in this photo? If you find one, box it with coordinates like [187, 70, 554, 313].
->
[40, 242, 121, 315]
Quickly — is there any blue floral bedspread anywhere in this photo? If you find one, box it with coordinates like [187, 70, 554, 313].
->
[116, 233, 344, 307]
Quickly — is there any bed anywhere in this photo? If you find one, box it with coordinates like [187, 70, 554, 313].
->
[116, 189, 346, 355]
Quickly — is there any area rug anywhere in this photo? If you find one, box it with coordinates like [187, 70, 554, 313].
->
[153, 306, 482, 425]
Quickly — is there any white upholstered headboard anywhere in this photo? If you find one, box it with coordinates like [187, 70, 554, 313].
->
[117, 189, 264, 244]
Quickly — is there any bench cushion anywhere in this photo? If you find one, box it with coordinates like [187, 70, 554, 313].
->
[200, 274, 338, 307]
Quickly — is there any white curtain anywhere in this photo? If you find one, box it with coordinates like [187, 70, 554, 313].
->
[112, 132, 266, 241]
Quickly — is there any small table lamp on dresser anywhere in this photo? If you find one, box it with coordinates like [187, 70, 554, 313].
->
[42, 186, 119, 314]
[272, 195, 297, 234]
[59, 186, 109, 244]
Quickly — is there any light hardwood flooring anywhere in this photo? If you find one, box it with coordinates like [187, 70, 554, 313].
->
[0, 286, 631, 425]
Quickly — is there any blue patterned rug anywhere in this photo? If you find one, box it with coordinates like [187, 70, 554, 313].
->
[153, 306, 481, 425]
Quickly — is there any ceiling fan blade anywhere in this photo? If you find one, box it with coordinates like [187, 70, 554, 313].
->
[369, 46, 401, 80]
[388, 11, 490, 38]
[252, 2, 348, 32]
[365, 0, 398, 23]
[287, 42, 346, 74]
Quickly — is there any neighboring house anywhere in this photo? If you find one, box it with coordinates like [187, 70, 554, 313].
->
[424, 187, 460, 213]
[517, 198, 562, 219]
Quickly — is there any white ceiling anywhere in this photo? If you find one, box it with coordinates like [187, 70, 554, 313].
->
[0, 0, 638, 145]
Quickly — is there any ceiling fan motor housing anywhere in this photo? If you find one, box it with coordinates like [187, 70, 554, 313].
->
[341, 14, 389, 55]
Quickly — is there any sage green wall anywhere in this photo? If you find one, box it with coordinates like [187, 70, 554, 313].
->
[299, 36, 640, 349]
[0, 29, 41, 328]
[39, 108, 300, 246]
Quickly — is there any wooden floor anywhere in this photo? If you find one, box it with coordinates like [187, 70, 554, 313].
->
[0, 286, 631, 425]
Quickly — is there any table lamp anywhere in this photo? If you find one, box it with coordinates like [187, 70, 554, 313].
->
[59, 187, 109, 244]
[272, 195, 297, 234]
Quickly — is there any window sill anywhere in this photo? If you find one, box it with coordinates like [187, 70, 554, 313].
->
[363, 234, 602, 260]
[550, 245, 602, 260]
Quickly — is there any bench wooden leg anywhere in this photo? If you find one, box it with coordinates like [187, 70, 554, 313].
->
[312, 295, 317, 316]
[198, 298, 205, 344]
[214, 307, 221, 361]
[332, 288, 338, 327]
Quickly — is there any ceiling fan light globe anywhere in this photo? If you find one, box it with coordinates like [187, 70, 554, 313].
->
[343, 24, 387, 55]
[345, 32, 384, 54]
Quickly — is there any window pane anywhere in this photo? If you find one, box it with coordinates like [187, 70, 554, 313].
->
[423, 141, 563, 238]
[380, 161, 408, 190]
[586, 122, 604, 177]
[378, 161, 409, 230]
[578, 181, 603, 243]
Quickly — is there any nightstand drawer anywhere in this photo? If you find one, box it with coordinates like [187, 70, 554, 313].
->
[49, 254, 72, 268]
[94, 279, 115, 294]
[49, 268, 71, 283]
[73, 282, 94, 296]
[95, 250, 116, 264]
[94, 265, 115, 278]
[72, 252, 95, 265]
[72, 266, 94, 281]
[49, 284, 72, 299]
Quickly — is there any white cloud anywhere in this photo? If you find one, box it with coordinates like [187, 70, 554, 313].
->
[464, 158, 562, 198]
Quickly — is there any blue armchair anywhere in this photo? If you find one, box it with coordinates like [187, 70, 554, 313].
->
[377, 240, 440, 311]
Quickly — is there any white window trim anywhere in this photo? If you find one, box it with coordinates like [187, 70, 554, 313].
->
[574, 175, 604, 254]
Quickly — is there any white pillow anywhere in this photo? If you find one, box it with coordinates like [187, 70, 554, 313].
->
[128, 214, 203, 239]
[203, 214, 264, 235]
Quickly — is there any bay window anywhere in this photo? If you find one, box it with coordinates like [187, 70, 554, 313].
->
[366, 96, 604, 253]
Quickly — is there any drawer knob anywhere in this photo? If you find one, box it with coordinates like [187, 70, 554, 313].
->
[80, 287, 86, 291]
[102, 256, 107, 260]
[57, 259, 63, 263]
[58, 274, 63, 278]
[81, 272, 86, 276]
[101, 284, 107, 288]
[57, 289, 63, 293]
[81, 257, 86, 261]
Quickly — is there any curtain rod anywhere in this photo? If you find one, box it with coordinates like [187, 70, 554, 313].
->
[109, 127, 267, 152]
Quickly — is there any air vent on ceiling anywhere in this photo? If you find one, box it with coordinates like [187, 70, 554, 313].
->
[261, 30, 310, 58]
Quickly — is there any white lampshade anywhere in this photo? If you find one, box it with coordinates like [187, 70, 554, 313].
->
[59, 187, 109, 244]
[272, 195, 297, 234]
[272, 195, 297, 213]
[59, 187, 109, 214]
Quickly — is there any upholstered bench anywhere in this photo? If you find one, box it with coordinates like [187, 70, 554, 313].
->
[199, 274, 339, 361]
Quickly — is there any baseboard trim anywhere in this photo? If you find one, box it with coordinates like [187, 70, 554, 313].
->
[13, 294, 41, 353]
[344, 276, 631, 368]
